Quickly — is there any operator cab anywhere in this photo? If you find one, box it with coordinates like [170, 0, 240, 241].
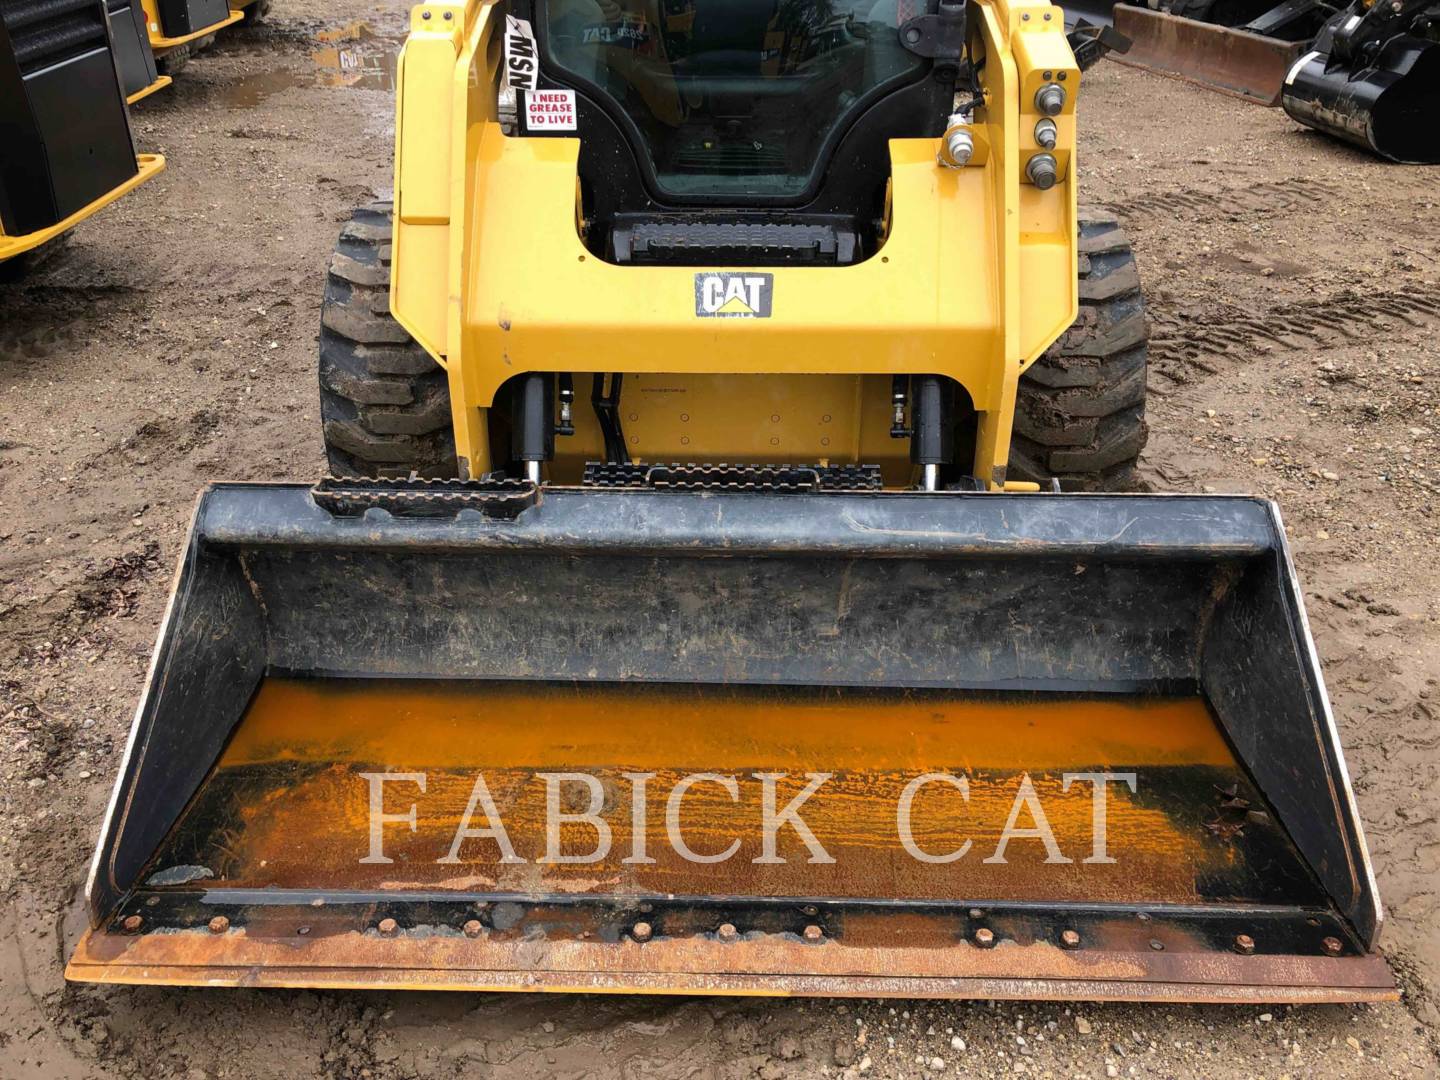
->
[506, 0, 969, 264]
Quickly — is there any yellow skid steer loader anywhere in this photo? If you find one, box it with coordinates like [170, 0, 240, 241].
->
[1, 0, 164, 272]
[68, 0, 1391, 1002]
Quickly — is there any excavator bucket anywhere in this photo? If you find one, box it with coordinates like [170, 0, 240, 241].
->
[67, 482, 1393, 1002]
[1112, 5, 1305, 105]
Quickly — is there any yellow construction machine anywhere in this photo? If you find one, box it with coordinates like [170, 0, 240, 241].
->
[1, 1, 164, 272]
[69, 0, 1392, 1002]
[136, 0, 253, 76]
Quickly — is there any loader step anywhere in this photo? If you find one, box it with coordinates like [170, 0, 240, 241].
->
[610, 219, 858, 266]
[312, 475, 537, 519]
[581, 461, 884, 492]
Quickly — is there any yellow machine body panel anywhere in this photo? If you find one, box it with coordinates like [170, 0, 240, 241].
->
[388, 0, 1081, 484]
[0, 154, 165, 263]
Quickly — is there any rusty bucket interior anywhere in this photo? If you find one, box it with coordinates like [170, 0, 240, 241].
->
[67, 484, 1393, 1001]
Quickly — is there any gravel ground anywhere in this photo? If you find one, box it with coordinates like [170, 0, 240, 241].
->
[1, 3, 1438, 1076]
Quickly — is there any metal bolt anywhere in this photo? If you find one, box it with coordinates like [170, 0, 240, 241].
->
[1233, 934, 1255, 955]
[1034, 83, 1066, 116]
[463, 919, 483, 938]
[1060, 929, 1081, 949]
[1149, 939, 1165, 951]
[1034, 118, 1058, 150]
[943, 125, 974, 168]
[207, 915, 230, 934]
[1322, 936, 1344, 956]
[1026, 153, 1059, 190]
[717, 922, 739, 943]
[632, 921, 653, 943]
[378, 917, 399, 936]
[122, 914, 143, 934]
[968, 908, 984, 920]
[974, 928, 995, 948]
[905, 26, 921, 42]
[803, 924, 824, 943]
[443, 9, 453, 17]
[421, 9, 431, 18]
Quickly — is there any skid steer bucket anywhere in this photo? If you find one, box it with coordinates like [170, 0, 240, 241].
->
[1112, 5, 1305, 105]
[68, 483, 1392, 1002]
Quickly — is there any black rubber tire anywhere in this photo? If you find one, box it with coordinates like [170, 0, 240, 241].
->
[0, 231, 71, 283]
[156, 44, 190, 76]
[318, 202, 458, 478]
[242, 0, 272, 24]
[1008, 212, 1149, 492]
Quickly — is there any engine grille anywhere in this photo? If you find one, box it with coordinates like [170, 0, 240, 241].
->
[0, 0, 108, 74]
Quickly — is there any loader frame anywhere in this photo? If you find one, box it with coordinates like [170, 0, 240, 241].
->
[0, 154, 165, 264]
[387, 0, 1084, 487]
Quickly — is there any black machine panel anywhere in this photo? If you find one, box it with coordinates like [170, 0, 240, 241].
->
[0, 0, 138, 236]
[106, 0, 159, 97]
[156, 0, 229, 37]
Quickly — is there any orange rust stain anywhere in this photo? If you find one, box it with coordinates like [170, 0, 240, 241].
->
[148, 678, 1246, 905]
[223, 678, 1235, 771]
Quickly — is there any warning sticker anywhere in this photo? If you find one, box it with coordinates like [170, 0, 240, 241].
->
[503, 15, 538, 92]
[525, 89, 578, 131]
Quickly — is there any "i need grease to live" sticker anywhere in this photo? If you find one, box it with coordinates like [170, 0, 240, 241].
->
[525, 89, 577, 131]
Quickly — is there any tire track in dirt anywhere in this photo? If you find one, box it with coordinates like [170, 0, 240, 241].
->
[1146, 286, 1440, 395]
[1101, 177, 1348, 221]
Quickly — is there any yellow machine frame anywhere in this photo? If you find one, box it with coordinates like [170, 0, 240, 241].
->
[126, 74, 173, 106]
[138, 1, 244, 55]
[389, 0, 1081, 487]
[0, 154, 165, 264]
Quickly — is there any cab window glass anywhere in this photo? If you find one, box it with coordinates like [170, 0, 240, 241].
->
[541, 0, 927, 198]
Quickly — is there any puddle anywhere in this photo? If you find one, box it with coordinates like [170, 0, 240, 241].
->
[220, 21, 403, 108]
[221, 67, 309, 109]
[311, 21, 402, 91]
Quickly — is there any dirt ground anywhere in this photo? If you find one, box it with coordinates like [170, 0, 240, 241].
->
[2, 3, 1439, 1077]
